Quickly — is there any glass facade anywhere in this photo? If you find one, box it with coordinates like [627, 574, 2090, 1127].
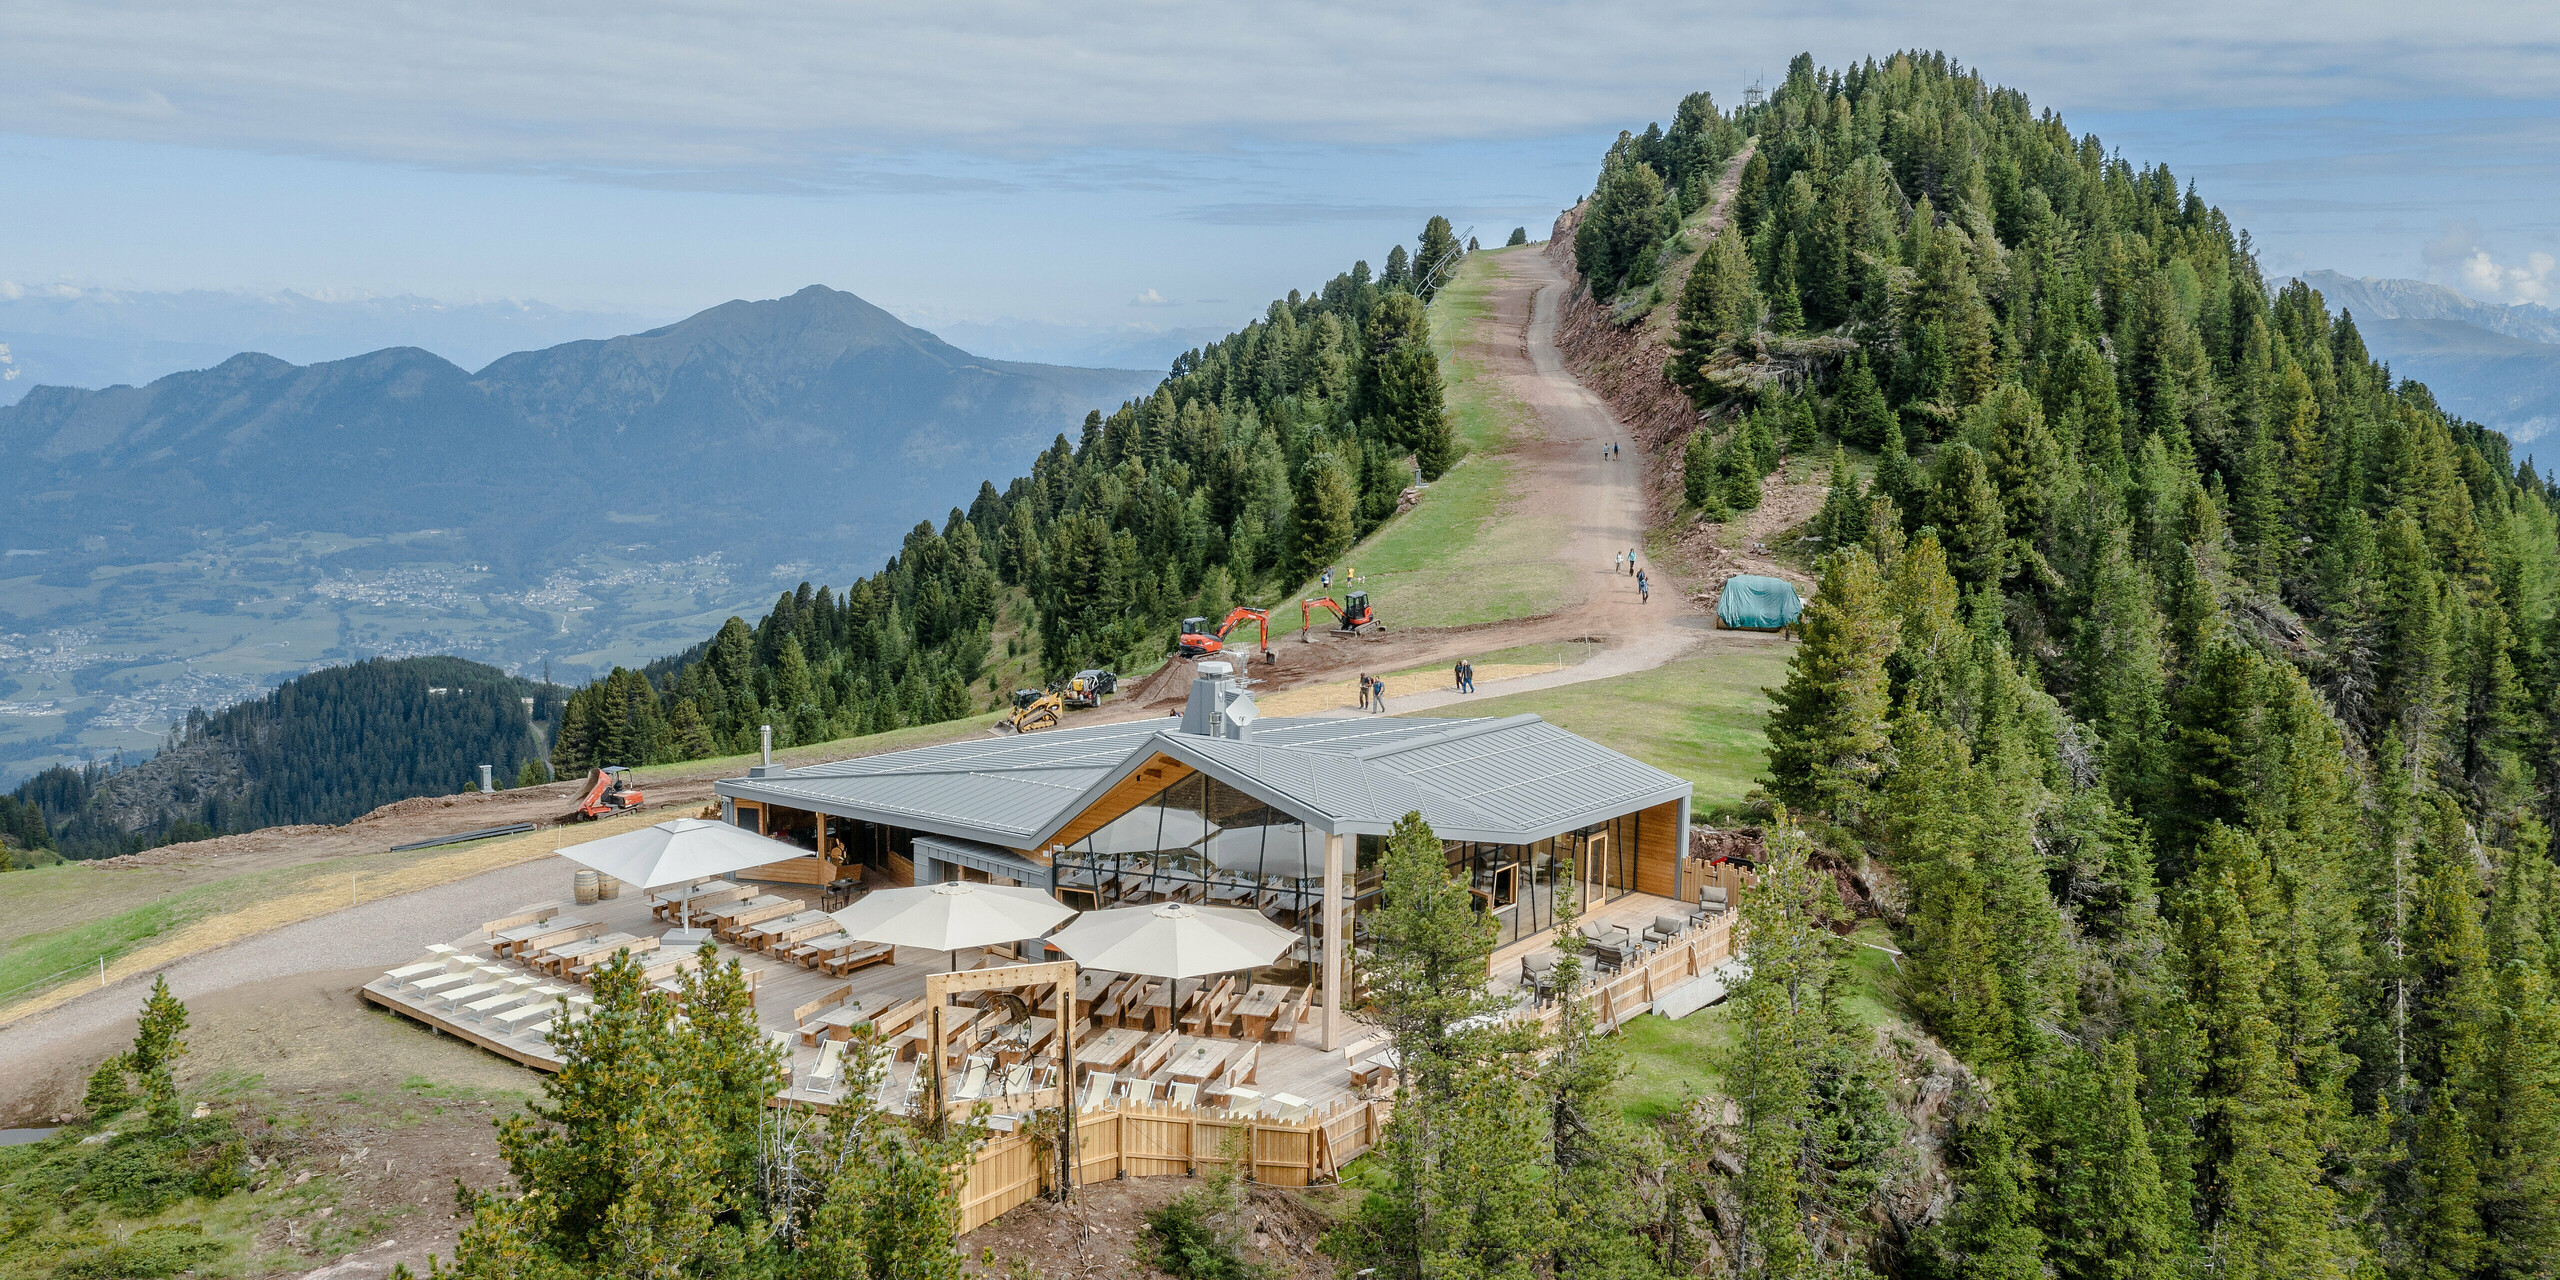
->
[1441, 811, 1640, 949]
[1047, 773, 1379, 986]
[1044, 771, 1646, 966]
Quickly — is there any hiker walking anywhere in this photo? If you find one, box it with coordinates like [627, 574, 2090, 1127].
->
[1627, 547, 1638, 575]
[1321, 567, 1332, 590]
[1358, 673, 1371, 711]
[1637, 570, 1650, 604]
[1460, 659, 1476, 693]
[1615, 550, 1626, 575]
[1371, 677, 1387, 713]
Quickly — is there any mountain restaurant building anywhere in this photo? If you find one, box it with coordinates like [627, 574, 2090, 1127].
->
[713, 664, 1694, 1050]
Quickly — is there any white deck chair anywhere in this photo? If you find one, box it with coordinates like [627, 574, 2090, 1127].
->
[1264, 1091, 1311, 1120]
[1168, 1081, 1198, 1108]
[1001, 1063, 1032, 1096]
[954, 1054, 993, 1101]
[1223, 1086, 1261, 1116]
[809, 1040, 846, 1098]
[1080, 1071, 1116, 1109]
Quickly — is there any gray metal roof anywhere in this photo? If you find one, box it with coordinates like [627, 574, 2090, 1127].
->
[716, 711, 1690, 851]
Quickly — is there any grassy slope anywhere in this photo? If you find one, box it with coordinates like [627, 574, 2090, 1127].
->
[1424, 646, 1789, 812]
[1613, 920, 1903, 1125]
[1271, 247, 1574, 629]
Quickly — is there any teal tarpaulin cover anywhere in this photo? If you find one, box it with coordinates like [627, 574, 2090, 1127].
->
[1716, 574, 1803, 629]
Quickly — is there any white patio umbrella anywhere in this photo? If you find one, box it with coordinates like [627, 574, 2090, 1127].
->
[1201, 823, 1325, 880]
[1045, 900, 1302, 980]
[827, 880, 1078, 970]
[557, 817, 800, 943]
[1081, 804, 1211, 855]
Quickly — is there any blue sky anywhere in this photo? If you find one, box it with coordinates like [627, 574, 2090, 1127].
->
[3, 1, 2557, 363]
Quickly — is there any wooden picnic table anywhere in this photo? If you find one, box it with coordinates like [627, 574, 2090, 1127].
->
[492, 915, 595, 956]
[549, 933, 657, 976]
[654, 881, 752, 922]
[1165, 1040, 1231, 1085]
[743, 911, 835, 950]
[714, 895, 806, 937]
[1074, 969, 1117, 1019]
[1079, 1025, 1145, 1072]
[1237, 984, 1286, 1040]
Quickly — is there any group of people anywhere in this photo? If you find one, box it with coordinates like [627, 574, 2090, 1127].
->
[1357, 672, 1389, 712]
[1614, 547, 1649, 603]
[1600, 441, 1621, 461]
[1319, 565, 1357, 590]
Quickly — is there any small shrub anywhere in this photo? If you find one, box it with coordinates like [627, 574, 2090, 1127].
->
[1141, 1128, 1264, 1280]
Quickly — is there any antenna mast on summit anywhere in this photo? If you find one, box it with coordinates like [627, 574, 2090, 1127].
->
[1742, 79, 1766, 111]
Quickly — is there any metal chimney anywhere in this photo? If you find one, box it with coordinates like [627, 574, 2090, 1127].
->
[1181, 663, 1234, 735]
[751, 724, 786, 778]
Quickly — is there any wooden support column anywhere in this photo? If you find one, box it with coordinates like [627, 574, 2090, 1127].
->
[1321, 832, 1345, 1051]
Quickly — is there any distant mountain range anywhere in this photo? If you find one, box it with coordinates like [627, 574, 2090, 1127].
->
[2294, 271, 2560, 446]
[0, 286, 1160, 781]
[0, 285, 1154, 572]
[0, 285, 660, 405]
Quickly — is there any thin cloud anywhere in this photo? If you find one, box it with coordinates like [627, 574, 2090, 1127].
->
[1129, 289, 1174, 307]
[3, 1, 2559, 188]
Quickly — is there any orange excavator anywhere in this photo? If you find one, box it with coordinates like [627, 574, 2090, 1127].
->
[1301, 590, 1381, 641]
[1179, 606, 1272, 660]
[562, 766, 645, 822]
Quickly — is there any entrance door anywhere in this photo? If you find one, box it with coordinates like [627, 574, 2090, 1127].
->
[1583, 830, 1613, 905]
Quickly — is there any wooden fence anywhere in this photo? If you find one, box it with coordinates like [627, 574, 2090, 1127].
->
[955, 1096, 1386, 1234]
[1537, 908, 1743, 1034]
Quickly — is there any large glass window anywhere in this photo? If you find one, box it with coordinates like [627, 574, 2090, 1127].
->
[1050, 773, 1334, 985]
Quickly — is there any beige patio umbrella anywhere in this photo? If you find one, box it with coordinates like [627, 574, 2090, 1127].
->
[1044, 900, 1301, 980]
[557, 817, 798, 943]
[827, 880, 1078, 970]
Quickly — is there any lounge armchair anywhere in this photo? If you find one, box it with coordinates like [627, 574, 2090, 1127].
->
[1643, 915, 1689, 948]
[1694, 885, 1730, 922]
[1520, 952, 1560, 1004]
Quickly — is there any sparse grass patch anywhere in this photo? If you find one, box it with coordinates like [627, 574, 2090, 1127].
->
[1418, 646, 1790, 809]
[1275, 248, 1574, 629]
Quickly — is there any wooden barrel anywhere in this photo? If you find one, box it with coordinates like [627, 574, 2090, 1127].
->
[573, 868, 600, 905]
[597, 874, 621, 900]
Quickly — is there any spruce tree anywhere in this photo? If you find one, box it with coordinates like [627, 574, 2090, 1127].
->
[1836, 352, 1893, 448]
[1764, 548, 1897, 824]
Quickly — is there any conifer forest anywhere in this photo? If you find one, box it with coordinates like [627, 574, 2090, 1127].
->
[547, 220, 1467, 770]
[1523, 50, 2560, 1279]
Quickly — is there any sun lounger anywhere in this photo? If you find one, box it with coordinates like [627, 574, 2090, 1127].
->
[808, 1039, 846, 1098]
[1263, 1091, 1311, 1121]
[1224, 1086, 1261, 1116]
[1080, 1071, 1116, 1109]
[494, 994, 566, 1033]
[954, 1053, 993, 1101]
[386, 956, 469, 988]
[464, 979, 540, 1021]
[410, 968, 481, 995]
[437, 978, 510, 1010]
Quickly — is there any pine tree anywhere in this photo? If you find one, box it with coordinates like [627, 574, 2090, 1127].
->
[1764, 548, 1897, 824]
[1285, 450, 1357, 590]
[1415, 216, 1462, 301]
[1836, 352, 1893, 448]
[1507, 227, 1529, 247]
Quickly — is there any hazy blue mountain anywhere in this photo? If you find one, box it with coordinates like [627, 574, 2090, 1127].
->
[0, 285, 1156, 567]
[0, 285, 659, 405]
[2297, 271, 2560, 344]
[2295, 271, 2560, 445]
[0, 286, 1161, 782]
